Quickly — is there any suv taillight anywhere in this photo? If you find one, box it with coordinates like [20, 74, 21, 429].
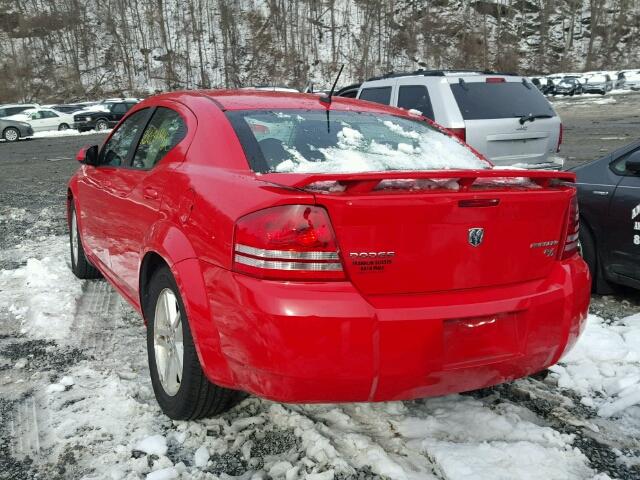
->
[557, 123, 563, 152]
[448, 128, 466, 143]
[561, 194, 579, 260]
[233, 205, 345, 281]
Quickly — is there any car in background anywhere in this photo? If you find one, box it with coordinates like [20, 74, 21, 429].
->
[339, 70, 562, 168]
[68, 90, 589, 419]
[583, 74, 614, 94]
[0, 117, 34, 142]
[52, 104, 86, 114]
[73, 99, 139, 131]
[554, 77, 584, 96]
[5, 107, 74, 132]
[573, 141, 640, 293]
[616, 70, 640, 90]
[0, 103, 39, 118]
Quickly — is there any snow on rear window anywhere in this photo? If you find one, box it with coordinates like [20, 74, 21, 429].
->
[227, 110, 490, 173]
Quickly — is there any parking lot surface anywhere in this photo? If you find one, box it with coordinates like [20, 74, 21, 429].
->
[1, 96, 639, 479]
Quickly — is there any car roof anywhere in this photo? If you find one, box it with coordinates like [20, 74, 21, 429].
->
[141, 89, 418, 116]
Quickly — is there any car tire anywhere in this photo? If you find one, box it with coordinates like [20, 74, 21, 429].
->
[95, 119, 109, 131]
[69, 203, 101, 279]
[579, 222, 614, 294]
[3, 127, 20, 142]
[58, 123, 70, 131]
[146, 265, 245, 419]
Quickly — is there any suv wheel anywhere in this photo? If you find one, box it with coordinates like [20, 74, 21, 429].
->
[95, 119, 109, 131]
[3, 127, 19, 142]
[146, 266, 245, 419]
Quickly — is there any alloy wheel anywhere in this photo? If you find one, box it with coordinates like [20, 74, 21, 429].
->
[71, 210, 79, 266]
[153, 288, 184, 396]
[4, 129, 18, 141]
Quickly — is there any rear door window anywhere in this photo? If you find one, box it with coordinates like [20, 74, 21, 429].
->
[111, 103, 128, 115]
[450, 81, 555, 120]
[358, 87, 392, 105]
[397, 85, 434, 120]
[131, 107, 187, 170]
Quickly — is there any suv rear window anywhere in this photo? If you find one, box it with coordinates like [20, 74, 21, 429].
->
[358, 87, 391, 105]
[450, 81, 555, 120]
[227, 109, 489, 174]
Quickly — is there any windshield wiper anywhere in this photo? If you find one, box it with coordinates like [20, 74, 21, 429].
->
[518, 113, 553, 125]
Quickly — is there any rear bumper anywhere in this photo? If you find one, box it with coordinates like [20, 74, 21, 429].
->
[199, 256, 590, 403]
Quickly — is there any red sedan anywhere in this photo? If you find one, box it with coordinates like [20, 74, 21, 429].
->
[67, 90, 590, 419]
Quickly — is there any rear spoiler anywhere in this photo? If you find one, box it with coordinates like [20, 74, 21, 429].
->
[259, 170, 575, 194]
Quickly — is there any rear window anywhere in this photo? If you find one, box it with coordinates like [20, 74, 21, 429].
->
[450, 81, 555, 120]
[227, 109, 489, 174]
[358, 87, 392, 105]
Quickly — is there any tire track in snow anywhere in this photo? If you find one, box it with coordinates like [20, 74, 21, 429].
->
[72, 279, 122, 353]
[9, 395, 43, 460]
[472, 377, 640, 479]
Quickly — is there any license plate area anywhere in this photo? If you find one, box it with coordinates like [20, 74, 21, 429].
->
[443, 312, 525, 370]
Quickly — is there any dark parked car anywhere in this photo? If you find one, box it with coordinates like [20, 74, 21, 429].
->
[0, 117, 34, 142]
[554, 77, 583, 96]
[573, 141, 640, 292]
[73, 100, 138, 131]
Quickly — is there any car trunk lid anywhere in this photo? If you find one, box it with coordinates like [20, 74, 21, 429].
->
[259, 170, 576, 296]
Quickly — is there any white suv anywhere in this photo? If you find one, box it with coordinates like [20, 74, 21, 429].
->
[341, 70, 562, 168]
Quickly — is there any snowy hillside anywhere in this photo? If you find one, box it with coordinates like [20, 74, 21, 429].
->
[1, 0, 639, 102]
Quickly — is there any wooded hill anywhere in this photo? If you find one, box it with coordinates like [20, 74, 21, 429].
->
[1, 0, 638, 102]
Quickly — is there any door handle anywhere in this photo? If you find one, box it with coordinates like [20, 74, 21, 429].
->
[592, 190, 609, 196]
[143, 187, 160, 200]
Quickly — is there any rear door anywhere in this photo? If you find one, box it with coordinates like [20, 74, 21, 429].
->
[449, 77, 560, 166]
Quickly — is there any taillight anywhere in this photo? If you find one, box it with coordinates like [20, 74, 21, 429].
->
[233, 205, 345, 281]
[561, 194, 579, 260]
[486, 77, 506, 83]
[557, 123, 563, 152]
[448, 128, 466, 143]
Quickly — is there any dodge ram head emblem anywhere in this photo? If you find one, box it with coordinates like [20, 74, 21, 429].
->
[468, 227, 484, 247]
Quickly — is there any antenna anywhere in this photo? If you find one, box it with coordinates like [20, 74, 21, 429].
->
[320, 64, 345, 104]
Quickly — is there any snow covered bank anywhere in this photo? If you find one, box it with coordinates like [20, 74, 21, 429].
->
[551, 314, 640, 419]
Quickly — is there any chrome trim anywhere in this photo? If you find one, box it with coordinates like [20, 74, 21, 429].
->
[234, 254, 342, 271]
[235, 243, 339, 260]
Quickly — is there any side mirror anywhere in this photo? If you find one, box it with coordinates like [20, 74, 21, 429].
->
[76, 145, 99, 166]
[625, 151, 640, 174]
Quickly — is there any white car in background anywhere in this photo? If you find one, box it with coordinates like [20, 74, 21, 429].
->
[5, 107, 75, 132]
[345, 70, 562, 168]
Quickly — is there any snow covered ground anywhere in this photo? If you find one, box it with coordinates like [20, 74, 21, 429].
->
[1, 212, 639, 479]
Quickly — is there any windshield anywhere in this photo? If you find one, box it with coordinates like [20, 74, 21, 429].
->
[450, 82, 556, 120]
[589, 75, 607, 83]
[226, 110, 490, 174]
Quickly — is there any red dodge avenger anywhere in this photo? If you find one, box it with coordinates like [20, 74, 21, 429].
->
[67, 90, 590, 419]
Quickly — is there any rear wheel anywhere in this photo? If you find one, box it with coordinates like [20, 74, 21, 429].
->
[69, 204, 101, 279]
[579, 221, 615, 294]
[146, 266, 245, 419]
[3, 127, 19, 142]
